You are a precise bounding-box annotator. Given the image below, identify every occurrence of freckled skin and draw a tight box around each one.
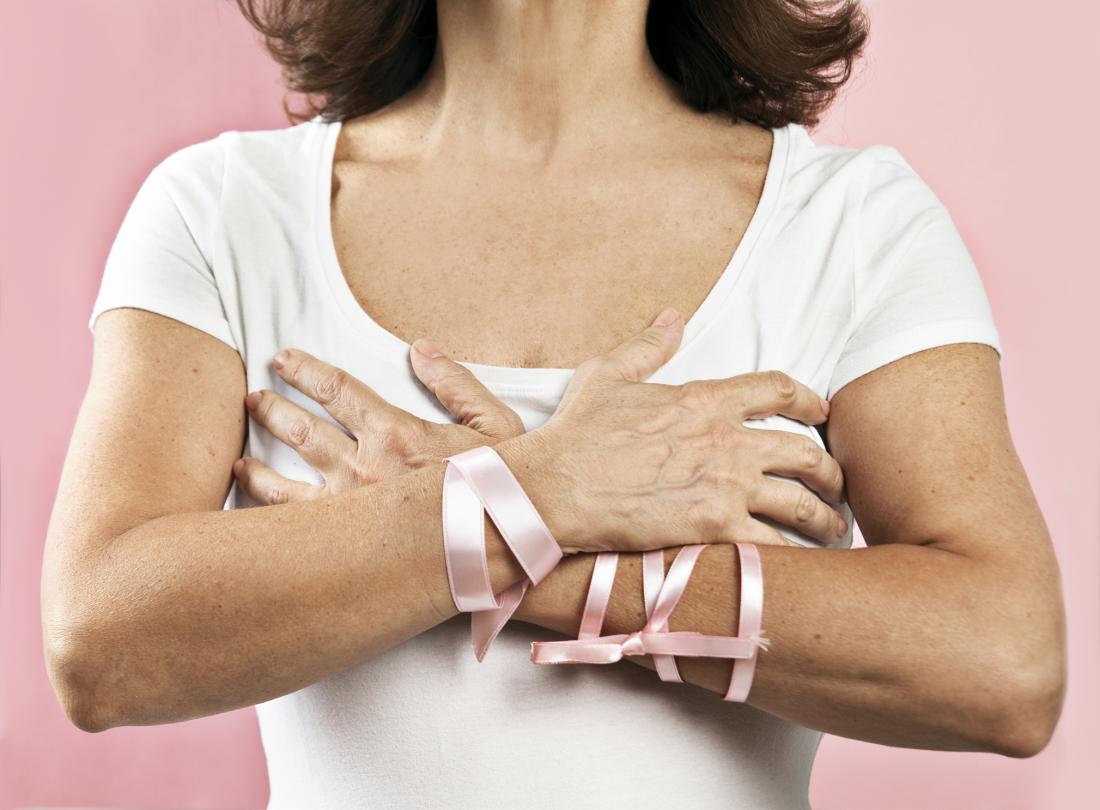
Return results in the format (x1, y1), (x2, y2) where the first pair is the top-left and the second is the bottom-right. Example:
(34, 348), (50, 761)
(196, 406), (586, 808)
(330, 100), (772, 371)
(43, 1), (1064, 760)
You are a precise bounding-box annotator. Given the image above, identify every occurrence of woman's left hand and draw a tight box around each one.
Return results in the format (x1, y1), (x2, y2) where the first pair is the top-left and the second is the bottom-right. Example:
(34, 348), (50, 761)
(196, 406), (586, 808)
(233, 341), (525, 504)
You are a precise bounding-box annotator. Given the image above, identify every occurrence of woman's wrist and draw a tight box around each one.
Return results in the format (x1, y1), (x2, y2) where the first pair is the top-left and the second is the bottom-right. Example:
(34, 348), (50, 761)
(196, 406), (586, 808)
(491, 427), (587, 554)
(514, 552), (593, 627)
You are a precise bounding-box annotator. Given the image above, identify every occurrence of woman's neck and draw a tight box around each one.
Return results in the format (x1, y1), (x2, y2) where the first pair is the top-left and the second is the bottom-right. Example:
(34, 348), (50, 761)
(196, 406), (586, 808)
(399, 0), (689, 165)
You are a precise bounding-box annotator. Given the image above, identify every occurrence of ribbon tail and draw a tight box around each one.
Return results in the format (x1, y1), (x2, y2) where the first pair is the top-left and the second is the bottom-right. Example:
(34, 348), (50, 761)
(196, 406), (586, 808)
(471, 580), (528, 662)
(750, 629), (771, 652)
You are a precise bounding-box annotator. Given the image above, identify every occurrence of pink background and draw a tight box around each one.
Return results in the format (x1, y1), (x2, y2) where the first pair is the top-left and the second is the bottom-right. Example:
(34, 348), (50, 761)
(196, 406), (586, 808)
(2, 2), (1096, 808)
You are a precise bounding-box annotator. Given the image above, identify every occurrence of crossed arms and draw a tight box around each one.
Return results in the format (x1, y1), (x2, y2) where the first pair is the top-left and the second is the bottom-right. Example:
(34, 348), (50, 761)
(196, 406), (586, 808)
(42, 308), (1066, 757)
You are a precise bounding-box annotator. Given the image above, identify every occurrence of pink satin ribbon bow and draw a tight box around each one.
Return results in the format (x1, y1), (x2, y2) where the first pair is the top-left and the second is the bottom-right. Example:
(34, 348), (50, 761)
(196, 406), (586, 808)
(442, 444), (564, 661)
(530, 543), (768, 702)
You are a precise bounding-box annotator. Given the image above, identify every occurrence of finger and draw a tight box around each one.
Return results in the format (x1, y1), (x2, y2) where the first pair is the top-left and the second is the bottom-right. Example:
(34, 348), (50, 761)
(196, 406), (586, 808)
(748, 477), (848, 545)
(232, 457), (324, 505)
(737, 516), (805, 548)
(409, 340), (526, 439)
(246, 388), (356, 470)
(598, 307), (685, 383)
(755, 428), (846, 504)
(273, 348), (394, 433)
(730, 370), (831, 425)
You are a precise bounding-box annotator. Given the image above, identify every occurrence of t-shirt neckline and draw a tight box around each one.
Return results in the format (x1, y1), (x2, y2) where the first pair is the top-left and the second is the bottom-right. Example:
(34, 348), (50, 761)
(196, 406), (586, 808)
(311, 115), (790, 391)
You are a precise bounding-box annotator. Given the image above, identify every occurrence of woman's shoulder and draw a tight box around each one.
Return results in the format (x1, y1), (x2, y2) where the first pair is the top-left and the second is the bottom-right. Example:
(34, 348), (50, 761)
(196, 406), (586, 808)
(150, 117), (327, 198)
(781, 124), (940, 216)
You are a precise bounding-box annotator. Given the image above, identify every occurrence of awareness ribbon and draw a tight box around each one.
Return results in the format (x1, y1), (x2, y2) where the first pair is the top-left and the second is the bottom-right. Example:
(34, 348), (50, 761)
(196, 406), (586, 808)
(442, 444), (564, 661)
(530, 542), (769, 702)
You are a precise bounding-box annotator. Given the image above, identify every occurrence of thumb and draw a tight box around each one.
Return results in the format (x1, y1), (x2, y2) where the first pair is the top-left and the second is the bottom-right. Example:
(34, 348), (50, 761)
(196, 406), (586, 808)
(409, 339), (526, 439)
(600, 307), (685, 382)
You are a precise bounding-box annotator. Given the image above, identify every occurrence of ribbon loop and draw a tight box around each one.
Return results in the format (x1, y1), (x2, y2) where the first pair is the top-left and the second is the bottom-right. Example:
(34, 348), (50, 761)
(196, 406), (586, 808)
(442, 445), (564, 661)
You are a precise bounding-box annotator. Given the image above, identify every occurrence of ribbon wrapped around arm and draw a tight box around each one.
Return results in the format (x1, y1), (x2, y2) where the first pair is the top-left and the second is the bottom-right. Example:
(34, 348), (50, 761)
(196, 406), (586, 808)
(530, 543), (769, 703)
(442, 444), (564, 662)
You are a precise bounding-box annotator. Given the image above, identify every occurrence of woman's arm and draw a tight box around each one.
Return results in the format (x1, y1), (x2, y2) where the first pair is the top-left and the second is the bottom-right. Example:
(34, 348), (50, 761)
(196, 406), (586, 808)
(42, 309), (536, 732)
(517, 343), (1066, 758)
(50, 305), (798, 732)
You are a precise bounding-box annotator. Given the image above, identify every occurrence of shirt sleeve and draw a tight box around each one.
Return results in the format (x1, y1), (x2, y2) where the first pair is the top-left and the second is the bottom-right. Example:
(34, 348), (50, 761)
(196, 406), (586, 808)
(87, 134), (239, 353)
(826, 147), (1002, 399)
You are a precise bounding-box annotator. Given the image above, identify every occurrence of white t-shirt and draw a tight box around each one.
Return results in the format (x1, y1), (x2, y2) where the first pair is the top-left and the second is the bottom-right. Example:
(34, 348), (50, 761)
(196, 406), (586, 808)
(88, 115), (1002, 810)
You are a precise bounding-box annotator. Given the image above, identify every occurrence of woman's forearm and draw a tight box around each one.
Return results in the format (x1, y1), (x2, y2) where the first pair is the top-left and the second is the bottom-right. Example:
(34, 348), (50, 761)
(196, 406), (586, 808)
(517, 542), (1065, 758)
(48, 434), (556, 732)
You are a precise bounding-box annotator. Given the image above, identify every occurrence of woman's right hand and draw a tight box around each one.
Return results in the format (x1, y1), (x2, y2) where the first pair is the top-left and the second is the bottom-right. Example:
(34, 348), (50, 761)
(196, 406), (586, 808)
(521, 307), (847, 555)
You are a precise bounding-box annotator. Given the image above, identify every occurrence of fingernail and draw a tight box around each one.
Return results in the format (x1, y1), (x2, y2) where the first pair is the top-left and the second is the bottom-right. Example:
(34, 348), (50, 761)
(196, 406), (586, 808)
(232, 458), (244, 475)
(245, 391), (262, 410)
(273, 350), (289, 369)
(414, 339), (442, 358)
(652, 307), (680, 327)
(837, 518), (848, 538)
(819, 396), (831, 416)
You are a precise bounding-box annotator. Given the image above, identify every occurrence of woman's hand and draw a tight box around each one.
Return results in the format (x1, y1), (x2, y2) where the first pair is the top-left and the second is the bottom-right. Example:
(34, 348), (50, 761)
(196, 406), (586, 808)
(233, 342), (525, 502)
(234, 308), (846, 554)
(529, 308), (848, 553)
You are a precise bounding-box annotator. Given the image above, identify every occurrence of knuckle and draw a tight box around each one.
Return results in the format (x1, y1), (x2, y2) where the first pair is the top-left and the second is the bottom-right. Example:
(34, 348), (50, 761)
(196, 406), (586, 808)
(443, 392), (482, 426)
(287, 419), (311, 447)
(267, 486), (289, 505)
(768, 370), (797, 401)
(574, 357), (605, 380)
(349, 463), (376, 486)
(315, 367), (349, 404)
(682, 379), (721, 406)
(369, 409), (396, 436)
(713, 464), (743, 489)
(465, 410), (499, 436)
(234, 461), (253, 488)
(741, 474), (764, 504)
(794, 488), (818, 523)
(381, 422), (417, 455)
(696, 500), (732, 540)
(800, 437), (824, 469)
(635, 329), (666, 350)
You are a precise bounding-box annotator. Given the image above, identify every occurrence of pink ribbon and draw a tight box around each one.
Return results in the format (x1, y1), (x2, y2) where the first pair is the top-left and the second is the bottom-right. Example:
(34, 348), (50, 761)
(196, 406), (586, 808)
(442, 445), (564, 661)
(726, 542), (765, 702)
(530, 543), (769, 702)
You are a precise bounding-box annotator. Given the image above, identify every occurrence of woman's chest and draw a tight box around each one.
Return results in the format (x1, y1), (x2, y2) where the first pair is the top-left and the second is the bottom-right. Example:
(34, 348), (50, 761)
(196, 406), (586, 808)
(328, 154), (768, 369)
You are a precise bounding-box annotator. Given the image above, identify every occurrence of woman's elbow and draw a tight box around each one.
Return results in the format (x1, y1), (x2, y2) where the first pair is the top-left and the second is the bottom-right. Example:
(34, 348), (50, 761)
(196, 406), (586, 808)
(969, 617), (1067, 759)
(43, 622), (120, 734)
(988, 649), (1066, 758)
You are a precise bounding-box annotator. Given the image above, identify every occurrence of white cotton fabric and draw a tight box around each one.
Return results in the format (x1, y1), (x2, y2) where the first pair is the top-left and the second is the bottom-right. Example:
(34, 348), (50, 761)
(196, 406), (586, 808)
(88, 115), (1002, 810)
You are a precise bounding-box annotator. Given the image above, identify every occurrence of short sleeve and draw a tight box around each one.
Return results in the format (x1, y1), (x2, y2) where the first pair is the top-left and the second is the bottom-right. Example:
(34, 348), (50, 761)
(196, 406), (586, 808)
(826, 147), (1002, 398)
(87, 134), (239, 353)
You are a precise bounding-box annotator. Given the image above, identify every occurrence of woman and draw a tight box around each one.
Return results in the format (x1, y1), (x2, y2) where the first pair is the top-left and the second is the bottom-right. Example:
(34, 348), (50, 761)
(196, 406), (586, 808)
(43, 1), (1066, 808)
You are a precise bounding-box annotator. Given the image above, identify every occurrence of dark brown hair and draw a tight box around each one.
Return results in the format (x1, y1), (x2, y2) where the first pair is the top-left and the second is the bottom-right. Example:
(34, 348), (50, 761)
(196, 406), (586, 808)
(235, 0), (869, 129)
